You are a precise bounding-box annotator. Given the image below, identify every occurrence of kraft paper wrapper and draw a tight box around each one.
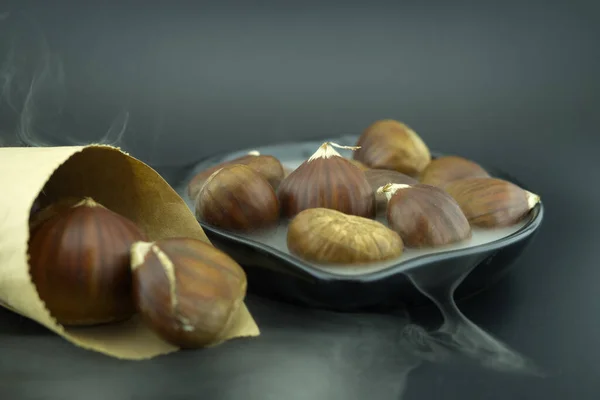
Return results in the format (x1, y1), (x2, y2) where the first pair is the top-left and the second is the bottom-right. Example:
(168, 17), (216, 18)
(0, 145), (260, 360)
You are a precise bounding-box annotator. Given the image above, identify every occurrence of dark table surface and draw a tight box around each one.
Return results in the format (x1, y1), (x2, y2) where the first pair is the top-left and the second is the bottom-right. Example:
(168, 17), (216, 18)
(1, 1), (600, 399)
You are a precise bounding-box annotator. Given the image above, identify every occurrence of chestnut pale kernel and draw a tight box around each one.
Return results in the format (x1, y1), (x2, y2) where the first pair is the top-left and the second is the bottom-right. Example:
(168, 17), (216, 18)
(277, 142), (376, 218)
(187, 150), (285, 200)
(28, 197), (146, 326)
(130, 237), (247, 348)
(287, 208), (403, 264)
(354, 119), (431, 177)
(419, 156), (490, 188)
(443, 178), (541, 228)
(378, 183), (471, 248)
(364, 169), (418, 215)
(196, 164), (280, 232)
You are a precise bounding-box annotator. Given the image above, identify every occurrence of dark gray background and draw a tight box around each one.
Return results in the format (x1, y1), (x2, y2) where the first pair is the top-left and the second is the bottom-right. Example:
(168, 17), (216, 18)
(1, 1), (599, 399)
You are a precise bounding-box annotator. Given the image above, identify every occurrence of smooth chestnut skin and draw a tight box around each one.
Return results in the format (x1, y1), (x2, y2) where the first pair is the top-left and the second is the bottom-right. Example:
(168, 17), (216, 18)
(28, 198), (146, 326)
(354, 119), (431, 177)
(383, 184), (471, 248)
(187, 153), (285, 200)
(196, 164), (280, 232)
(277, 144), (376, 218)
(287, 208), (403, 264)
(131, 238), (247, 348)
(444, 177), (540, 228)
(419, 156), (490, 188)
(364, 169), (418, 215)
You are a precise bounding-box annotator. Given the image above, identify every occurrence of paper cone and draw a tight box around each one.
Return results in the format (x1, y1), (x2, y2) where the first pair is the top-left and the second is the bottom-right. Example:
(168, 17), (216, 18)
(0, 145), (260, 360)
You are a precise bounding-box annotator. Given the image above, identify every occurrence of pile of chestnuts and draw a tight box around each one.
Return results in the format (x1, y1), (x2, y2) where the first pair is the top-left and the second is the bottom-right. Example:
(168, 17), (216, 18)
(188, 118), (541, 266)
(27, 197), (248, 349)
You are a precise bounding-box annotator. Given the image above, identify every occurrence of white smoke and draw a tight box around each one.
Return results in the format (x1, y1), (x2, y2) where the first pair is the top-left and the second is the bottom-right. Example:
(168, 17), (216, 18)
(0, 10), (129, 149)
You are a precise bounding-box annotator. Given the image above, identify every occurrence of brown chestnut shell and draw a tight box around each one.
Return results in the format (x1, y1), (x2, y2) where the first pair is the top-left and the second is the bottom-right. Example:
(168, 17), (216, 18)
(28, 198), (146, 326)
(419, 156), (490, 188)
(364, 169), (418, 215)
(443, 178), (540, 228)
(277, 143), (375, 219)
(354, 119), (431, 177)
(381, 183), (471, 248)
(187, 153), (284, 200)
(287, 208), (403, 264)
(196, 164), (280, 232)
(131, 238), (247, 348)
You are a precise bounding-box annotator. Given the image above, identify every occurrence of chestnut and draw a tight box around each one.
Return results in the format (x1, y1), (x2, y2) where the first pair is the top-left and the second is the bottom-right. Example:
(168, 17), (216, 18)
(353, 119), (431, 177)
(130, 237), (247, 348)
(187, 151), (285, 200)
(443, 177), (541, 228)
(28, 197), (146, 326)
(195, 164), (280, 232)
(419, 155), (490, 188)
(363, 169), (418, 215)
(277, 142), (376, 218)
(287, 208), (403, 264)
(378, 183), (471, 248)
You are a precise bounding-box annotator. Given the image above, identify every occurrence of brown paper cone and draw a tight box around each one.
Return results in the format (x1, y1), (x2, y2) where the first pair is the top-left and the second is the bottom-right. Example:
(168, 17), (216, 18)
(0, 145), (260, 360)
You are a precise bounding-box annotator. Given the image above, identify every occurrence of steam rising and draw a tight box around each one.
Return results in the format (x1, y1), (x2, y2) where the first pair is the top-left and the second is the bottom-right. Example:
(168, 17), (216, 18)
(0, 11), (129, 149)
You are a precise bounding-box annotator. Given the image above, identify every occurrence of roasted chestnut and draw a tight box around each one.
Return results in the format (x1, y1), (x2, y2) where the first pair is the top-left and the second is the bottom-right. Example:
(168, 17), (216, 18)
(354, 119), (431, 177)
(131, 237), (248, 348)
(287, 208), (403, 264)
(28, 198), (146, 326)
(378, 183), (471, 248)
(443, 178), (541, 228)
(419, 155), (489, 188)
(277, 142), (376, 218)
(195, 164), (280, 232)
(187, 151), (285, 200)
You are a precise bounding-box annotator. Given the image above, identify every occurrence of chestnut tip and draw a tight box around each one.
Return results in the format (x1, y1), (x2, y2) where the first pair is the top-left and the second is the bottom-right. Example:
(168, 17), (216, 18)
(526, 191), (541, 209)
(246, 150), (260, 156)
(307, 142), (362, 162)
(376, 183), (413, 201)
(74, 197), (104, 208)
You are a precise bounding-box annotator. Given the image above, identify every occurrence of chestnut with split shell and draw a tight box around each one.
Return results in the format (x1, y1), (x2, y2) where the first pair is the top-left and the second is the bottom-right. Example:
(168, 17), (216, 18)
(277, 142), (376, 218)
(195, 164), (280, 233)
(28, 197), (146, 326)
(187, 150), (285, 200)
(377, 183), (472, 248)
(419, 155), (490, 188)
(287, 208), (403, 264)
(131, 237), (247, 349)
(443, 177), (541, 228)
(364, 169), (418, 215)
(354, 119), (431, 177)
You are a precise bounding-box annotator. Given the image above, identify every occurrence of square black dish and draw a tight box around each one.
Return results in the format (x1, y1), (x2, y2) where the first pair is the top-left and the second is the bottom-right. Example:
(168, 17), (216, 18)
(176, 135), (544, 312)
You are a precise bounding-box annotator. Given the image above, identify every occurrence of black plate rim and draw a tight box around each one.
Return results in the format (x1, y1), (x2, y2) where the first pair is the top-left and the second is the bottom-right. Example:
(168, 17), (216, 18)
(183, 138), (545, 283)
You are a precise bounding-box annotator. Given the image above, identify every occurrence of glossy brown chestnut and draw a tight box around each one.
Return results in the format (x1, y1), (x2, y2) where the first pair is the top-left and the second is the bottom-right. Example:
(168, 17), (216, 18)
(419, 156), (490, 188)
(354, 119), (431, 177)
(196, 164), (280, 232)
(287, 208), (403, 264)
(277, 142), (376, 218)
(187, 151), (285, 200)
(28, 198), (146, 326)
(364, 169), (418, 215)
(131, 237), (247, 348)
(378, 183), (471, 248)
(443, 178), (541, 228)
